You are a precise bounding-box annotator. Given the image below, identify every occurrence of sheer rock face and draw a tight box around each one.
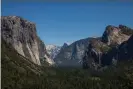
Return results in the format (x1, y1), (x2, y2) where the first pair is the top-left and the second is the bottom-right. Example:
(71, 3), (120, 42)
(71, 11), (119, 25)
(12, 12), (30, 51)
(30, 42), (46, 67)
(117, 35), (133, 60)
(102, 25), (130, 45)
(1, 16), (54, 65)
(83, 25), (133, 69)
(54, 38), (94, 67)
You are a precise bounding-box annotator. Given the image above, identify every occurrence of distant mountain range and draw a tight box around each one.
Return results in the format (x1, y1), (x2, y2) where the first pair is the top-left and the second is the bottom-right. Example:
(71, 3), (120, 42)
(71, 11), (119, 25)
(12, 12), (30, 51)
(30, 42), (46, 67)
(46, 43), (70, 59)
(54, 37), (96, 67)
(46, 45), (61, 59)
(54, 25), (133, 68)
(2, 16), (133, 69)
(83, 25), (133, 70)
(1, 16), (133, 89)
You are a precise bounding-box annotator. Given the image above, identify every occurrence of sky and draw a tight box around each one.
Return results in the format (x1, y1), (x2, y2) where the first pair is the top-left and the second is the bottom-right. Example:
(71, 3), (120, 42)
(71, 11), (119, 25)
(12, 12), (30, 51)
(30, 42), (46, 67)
(2, 1), (133, 46)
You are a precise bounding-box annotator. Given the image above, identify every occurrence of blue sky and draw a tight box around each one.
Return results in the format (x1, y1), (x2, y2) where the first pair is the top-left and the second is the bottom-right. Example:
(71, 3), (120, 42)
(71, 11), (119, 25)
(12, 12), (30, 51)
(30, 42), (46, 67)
(2, 1), (133, 46)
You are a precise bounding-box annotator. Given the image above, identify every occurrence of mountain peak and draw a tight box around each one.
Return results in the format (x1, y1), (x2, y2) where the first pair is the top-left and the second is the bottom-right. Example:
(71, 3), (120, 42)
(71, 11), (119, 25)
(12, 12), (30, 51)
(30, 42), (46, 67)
(102, 25), (131, 45)
(63, 43), (68, 47)
(46, 44), (57, 50)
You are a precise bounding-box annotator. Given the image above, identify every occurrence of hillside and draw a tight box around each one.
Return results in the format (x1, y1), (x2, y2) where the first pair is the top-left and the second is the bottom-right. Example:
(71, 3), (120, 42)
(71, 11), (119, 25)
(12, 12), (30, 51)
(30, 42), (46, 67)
(1, 16), (133, 89)
(1, 39), (41, 89)
(2, 39), (133, 89)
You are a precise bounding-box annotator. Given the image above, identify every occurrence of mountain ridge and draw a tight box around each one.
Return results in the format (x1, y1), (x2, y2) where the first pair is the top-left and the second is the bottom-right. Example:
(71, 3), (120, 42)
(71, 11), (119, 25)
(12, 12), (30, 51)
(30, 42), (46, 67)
(1, 16), (133, 89)
(54, 37), (98, 67)
(83, 25), (133, 69)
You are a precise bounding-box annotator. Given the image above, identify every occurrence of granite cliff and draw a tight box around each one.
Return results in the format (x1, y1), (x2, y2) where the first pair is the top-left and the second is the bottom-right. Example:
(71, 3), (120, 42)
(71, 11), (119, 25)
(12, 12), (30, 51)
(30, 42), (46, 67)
(54, 37), (95, 67)
(1, 16), (54, 65)
(83, 25), (133, 69)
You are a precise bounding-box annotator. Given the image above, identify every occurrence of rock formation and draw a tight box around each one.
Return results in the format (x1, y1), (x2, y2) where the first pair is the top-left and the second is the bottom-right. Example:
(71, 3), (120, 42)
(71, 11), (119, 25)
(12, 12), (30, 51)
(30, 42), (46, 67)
(1, 16), (54, 65)
(54, 37), (95, 67)
(83, 25), (133, 69)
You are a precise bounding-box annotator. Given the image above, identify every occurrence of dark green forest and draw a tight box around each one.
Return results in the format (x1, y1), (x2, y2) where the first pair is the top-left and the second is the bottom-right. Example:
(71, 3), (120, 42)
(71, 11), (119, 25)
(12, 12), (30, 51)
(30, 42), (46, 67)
(2, 40), (133, 89)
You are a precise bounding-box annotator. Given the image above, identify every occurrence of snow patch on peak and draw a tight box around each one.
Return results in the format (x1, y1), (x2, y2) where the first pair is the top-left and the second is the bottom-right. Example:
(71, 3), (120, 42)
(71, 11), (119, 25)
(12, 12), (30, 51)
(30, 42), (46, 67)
(63, 41), (73, 46)
(46, 45), (61, 59)
(46, 44), (57, 49)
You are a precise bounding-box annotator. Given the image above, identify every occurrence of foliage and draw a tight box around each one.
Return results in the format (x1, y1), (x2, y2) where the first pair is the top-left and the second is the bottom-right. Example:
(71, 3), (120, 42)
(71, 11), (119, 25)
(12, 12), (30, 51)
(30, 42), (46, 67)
(1, 40), (133, 89)
(100, 45), (111, 52)
(96, 44), (111, 53)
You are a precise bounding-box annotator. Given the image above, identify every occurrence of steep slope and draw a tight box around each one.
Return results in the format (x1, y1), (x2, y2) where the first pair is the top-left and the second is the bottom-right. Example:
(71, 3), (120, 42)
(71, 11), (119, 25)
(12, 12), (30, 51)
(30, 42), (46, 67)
(54, 37), (95, 67)
(1, 39), (59, 89)
(1, 16), (54, 65)
(2, 21), (133, 89)
(2, 38), (133, 89)
(83, 25), (133, 69)
(1, 39), (41, 89)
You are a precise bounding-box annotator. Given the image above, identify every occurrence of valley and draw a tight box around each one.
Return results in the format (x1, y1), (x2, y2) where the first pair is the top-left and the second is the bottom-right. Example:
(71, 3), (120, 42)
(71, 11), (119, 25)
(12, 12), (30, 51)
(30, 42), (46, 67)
(1, 16), (133, 89)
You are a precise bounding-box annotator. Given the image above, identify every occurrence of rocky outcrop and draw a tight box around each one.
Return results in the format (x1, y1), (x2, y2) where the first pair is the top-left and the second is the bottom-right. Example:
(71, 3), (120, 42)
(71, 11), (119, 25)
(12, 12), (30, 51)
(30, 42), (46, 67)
(102, 25), (130, 45)
(61, 43), (68, 49)
(1, 16), (54, 65)
(83, 25), (133, 69)
(54, 37), (95, 67)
